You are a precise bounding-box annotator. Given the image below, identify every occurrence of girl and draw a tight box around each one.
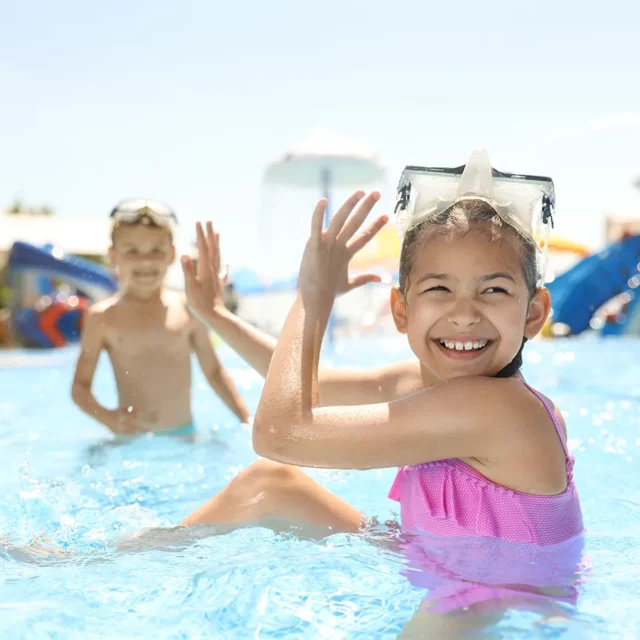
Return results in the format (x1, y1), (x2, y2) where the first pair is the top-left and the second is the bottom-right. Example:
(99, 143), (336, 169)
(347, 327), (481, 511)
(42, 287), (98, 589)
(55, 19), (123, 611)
(179, 150), (584, 547)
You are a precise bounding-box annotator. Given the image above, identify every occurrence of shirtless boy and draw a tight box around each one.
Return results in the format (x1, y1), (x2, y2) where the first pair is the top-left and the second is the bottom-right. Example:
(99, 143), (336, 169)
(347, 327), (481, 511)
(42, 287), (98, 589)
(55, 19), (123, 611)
(71, 200), (251, 436)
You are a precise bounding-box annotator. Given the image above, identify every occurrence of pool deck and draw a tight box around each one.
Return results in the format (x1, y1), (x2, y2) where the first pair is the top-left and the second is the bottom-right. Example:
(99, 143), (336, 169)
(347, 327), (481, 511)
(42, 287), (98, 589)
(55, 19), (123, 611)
(0, 348), (78, 368)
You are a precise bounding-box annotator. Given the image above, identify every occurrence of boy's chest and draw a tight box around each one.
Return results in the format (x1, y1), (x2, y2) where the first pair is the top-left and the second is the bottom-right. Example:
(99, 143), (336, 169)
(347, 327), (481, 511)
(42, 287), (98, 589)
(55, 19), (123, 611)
(105, 304), (192, 355)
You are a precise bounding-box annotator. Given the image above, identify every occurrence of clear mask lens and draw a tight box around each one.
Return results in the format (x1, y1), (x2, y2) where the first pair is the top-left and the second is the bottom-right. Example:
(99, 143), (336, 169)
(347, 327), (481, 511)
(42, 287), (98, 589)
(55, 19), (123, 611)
(395, 150), (555, 285)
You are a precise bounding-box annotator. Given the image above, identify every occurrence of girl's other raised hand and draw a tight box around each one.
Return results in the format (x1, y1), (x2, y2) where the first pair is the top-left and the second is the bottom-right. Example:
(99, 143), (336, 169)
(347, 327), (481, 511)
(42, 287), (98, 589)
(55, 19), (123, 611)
(181, 222), (229, 320)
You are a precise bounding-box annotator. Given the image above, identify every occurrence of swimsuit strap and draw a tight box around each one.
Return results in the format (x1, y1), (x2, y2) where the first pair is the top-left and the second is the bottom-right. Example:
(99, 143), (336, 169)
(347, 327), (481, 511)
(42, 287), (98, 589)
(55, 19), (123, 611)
(519, 379), (570, 458)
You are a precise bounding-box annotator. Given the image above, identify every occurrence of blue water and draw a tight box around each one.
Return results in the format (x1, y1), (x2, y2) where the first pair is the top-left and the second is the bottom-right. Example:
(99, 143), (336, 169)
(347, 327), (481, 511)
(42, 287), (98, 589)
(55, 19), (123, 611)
(0, 336), (639, 639)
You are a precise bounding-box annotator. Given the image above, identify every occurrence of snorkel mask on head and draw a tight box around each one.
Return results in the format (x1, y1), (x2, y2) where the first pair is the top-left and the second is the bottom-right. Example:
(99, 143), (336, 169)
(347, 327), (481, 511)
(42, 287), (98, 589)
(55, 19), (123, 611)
(394, 150), (555, 284)
(110, 199), (178, 227)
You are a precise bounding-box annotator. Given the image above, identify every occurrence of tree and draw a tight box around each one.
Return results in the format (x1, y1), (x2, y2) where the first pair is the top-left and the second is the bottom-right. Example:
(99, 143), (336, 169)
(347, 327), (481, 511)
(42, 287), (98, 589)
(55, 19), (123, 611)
(6, 198), (54, 216)
(8, 198), (23, 215)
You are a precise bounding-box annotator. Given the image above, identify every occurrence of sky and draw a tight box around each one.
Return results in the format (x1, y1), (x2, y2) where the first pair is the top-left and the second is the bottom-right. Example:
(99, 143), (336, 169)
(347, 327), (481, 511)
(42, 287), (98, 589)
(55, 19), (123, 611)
(1, 0), (639, 274)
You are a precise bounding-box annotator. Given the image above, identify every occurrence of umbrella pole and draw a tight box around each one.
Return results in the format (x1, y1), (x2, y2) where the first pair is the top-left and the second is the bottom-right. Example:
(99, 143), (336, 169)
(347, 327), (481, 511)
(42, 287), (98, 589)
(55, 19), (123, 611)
(321, 168), (335, 348)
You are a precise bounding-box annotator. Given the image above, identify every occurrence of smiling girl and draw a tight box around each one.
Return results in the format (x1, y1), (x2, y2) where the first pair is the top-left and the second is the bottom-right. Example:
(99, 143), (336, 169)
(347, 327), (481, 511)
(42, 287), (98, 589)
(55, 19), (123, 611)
(181, 151), (583, 548)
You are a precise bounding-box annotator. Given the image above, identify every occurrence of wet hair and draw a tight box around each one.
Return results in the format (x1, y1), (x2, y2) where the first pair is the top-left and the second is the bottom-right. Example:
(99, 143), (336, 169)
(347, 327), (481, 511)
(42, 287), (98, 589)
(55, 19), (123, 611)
(398, 199), (539, 377)
(110, 214), (174, 246)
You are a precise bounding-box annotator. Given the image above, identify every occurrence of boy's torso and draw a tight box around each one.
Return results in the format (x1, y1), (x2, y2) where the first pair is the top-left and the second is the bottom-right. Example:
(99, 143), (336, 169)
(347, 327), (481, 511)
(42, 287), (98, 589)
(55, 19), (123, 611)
(100, 290), (195, 431)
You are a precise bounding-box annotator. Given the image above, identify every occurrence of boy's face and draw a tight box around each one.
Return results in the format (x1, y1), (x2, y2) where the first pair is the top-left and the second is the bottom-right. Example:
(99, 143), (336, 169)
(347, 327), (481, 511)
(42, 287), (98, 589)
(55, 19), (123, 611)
(109, 224), (175, 295)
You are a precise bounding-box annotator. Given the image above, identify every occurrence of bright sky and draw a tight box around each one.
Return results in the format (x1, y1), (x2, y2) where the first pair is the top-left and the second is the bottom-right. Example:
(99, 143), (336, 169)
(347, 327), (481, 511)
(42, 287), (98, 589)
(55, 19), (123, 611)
(1, 0), (639, 274)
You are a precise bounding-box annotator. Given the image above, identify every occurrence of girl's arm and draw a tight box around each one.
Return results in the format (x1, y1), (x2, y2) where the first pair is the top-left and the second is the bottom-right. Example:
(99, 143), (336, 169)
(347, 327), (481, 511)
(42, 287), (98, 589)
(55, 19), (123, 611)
(251, 192), (531, 470)
(182, 222), (424, 406)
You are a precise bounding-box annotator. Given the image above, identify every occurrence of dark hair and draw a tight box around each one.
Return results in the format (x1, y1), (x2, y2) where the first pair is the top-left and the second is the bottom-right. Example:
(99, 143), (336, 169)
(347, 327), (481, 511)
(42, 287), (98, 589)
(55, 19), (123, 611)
(110, 214), (174, 246)
(398, 199), (539, 377)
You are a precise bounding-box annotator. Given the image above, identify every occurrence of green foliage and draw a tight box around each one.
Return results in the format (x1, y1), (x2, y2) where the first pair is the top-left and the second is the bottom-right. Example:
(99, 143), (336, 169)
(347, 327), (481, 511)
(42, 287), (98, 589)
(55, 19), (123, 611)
(6, 197), (54, 216)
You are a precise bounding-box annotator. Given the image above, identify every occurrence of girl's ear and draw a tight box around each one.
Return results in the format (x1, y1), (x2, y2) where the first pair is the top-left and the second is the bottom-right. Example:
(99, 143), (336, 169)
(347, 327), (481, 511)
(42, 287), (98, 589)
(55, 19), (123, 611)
(524, 287), (551, 339)
(390, 287), (409, 334)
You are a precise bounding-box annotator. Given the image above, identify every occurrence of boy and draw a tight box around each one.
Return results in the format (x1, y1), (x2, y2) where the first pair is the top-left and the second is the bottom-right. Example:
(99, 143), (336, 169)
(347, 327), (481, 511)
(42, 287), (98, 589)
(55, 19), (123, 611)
(71, 200), (251, 435)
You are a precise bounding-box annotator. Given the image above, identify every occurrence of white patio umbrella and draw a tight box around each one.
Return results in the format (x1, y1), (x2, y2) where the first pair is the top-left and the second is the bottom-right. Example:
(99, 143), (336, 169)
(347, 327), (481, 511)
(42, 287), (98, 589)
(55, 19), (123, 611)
(264, 129), (386, 226)
(263, 130), (386, 344)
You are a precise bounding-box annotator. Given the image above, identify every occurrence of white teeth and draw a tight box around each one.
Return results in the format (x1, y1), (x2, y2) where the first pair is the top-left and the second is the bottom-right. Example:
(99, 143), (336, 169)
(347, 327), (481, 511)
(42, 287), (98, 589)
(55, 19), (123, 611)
(439, 340), (488, 351)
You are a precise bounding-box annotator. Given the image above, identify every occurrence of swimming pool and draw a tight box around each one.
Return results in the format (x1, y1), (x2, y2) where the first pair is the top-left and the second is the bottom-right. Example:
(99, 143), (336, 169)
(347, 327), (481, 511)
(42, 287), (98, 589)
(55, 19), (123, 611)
(0, 335), (638, 638)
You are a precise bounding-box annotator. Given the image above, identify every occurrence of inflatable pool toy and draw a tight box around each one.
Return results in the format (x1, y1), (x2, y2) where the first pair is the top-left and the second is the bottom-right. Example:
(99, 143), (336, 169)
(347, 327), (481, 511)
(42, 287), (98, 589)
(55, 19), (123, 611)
(14, 296), (91, 348)
(6, 241), (117, 348)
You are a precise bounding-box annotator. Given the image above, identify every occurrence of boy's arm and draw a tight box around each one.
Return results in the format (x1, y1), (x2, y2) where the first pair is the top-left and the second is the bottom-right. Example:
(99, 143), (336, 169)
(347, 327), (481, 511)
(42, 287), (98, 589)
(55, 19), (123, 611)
(71, 308), (111, 424)
(190, 318), (252, 423)
(71, 308), (140, 435)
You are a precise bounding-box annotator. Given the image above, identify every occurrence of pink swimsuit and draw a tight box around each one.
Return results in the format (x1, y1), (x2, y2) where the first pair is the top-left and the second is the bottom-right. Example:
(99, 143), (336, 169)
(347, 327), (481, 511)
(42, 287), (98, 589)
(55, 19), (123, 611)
(388, 380), (584, 546)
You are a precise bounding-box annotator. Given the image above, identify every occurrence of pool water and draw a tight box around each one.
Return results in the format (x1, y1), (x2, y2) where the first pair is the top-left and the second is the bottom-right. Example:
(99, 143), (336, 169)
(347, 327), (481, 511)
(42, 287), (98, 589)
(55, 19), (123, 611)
(0, 335), (639, 639)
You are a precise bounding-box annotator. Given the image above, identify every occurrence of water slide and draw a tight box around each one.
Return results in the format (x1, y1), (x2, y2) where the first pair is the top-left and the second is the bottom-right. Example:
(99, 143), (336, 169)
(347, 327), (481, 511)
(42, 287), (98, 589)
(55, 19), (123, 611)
(547, 235), (640, 336)
(7, 241), (117, 348)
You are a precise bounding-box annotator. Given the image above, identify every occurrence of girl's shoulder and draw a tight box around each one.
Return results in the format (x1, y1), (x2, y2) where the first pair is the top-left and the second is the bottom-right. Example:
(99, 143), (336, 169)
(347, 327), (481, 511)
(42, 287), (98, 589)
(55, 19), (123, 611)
(497, 377), (568, 443)
(441, 376), (562, 434)
(528, 386), (568, 441)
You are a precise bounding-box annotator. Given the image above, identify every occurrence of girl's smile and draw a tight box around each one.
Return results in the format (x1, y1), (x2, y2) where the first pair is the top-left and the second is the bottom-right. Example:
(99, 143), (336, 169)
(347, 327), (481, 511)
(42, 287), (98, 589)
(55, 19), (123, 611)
(434, 336), (493, 360)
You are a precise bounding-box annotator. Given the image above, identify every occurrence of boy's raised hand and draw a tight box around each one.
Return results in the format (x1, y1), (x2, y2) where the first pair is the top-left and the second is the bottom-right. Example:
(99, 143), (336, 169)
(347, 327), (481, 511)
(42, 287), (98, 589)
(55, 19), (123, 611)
(182, 222), (229, 320)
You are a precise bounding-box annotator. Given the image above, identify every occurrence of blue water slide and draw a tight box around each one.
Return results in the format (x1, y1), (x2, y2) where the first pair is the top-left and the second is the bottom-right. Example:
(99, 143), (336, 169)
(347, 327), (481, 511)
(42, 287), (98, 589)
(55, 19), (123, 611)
(8, 241), (117, 300)
(547, 235), (640, 335)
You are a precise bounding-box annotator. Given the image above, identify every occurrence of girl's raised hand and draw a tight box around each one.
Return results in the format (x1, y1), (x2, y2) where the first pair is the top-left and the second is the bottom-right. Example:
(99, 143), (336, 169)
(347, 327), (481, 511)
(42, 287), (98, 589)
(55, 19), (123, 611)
(297, 191), (388, 303)
(181, 222), (229, 320)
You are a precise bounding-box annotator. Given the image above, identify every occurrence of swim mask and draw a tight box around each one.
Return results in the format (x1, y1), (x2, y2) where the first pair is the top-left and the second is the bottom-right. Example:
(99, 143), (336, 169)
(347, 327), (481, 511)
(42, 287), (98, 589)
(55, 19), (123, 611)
(110, 199), (178, 227)
(394, 151), (554, 278)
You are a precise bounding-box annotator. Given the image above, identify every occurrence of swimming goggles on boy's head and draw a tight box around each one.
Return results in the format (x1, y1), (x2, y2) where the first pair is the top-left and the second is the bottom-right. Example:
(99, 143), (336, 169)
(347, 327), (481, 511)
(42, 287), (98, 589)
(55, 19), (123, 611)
(394, 150), (555, 248)
(109, 199), (178, 226)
